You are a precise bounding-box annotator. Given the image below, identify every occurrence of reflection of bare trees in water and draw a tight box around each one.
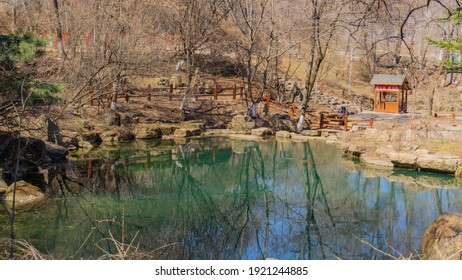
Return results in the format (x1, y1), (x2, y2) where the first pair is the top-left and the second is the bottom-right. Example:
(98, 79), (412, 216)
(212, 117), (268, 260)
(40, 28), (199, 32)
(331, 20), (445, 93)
(5, 138), (462, 259)
(169, 140), (339, 260)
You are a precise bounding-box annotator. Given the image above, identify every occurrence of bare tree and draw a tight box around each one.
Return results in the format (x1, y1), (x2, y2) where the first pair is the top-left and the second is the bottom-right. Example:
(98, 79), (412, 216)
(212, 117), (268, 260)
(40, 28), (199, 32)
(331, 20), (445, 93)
(164, 0), (229, 110)
(52, 0), (66, 59)
(297, 0), (345, 132)
(226, 0), (302, 118)
(58, 0), (166, 111)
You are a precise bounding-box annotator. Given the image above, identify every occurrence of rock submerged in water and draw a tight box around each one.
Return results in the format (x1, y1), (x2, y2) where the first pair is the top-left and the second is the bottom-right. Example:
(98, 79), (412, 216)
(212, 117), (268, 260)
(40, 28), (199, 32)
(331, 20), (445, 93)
(422, 213), (462, 260)
(0, 178), (7, 193)
(2, 180), (46, 210)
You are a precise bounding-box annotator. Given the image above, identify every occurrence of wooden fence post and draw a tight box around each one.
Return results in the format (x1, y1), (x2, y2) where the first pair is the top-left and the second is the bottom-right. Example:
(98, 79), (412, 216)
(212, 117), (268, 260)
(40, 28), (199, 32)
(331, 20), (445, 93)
(233, 84), (237, 100)
(87, 160), (93, 179)
(344, 115), (349, 131)
(369, 117), (373, 128)
(213, 85), (218, 101)
(240, 82), (244, 98)
(320, 113), (324, 129)
(147, 85), (151, 101)
(290, 103), (295, 120)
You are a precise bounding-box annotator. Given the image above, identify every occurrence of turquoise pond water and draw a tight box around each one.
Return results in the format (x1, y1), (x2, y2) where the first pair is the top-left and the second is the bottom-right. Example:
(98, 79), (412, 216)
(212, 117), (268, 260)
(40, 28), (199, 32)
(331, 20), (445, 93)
(1, 137), (462, 259)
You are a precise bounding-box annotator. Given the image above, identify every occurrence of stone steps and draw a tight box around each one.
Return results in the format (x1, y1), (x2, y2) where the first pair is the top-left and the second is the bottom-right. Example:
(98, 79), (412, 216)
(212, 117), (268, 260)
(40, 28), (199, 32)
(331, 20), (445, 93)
(312, 91), (371, 114)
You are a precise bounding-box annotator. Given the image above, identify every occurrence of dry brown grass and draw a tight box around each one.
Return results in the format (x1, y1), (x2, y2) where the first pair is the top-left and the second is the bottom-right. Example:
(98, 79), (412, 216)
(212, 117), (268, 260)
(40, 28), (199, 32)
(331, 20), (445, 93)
(420, 140), (462, 157)
(0, 238), (52, 260)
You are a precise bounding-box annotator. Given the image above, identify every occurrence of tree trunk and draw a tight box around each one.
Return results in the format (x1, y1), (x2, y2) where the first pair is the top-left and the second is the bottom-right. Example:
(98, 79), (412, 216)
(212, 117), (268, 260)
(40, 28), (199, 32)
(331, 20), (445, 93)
(427, 74), (440, 116)
(11, 1), (17, 33)
(53, 0), (66, 58)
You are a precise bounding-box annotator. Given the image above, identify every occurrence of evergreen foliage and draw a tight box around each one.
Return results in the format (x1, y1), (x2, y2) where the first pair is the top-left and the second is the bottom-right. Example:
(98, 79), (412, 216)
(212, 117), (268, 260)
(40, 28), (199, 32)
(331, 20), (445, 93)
(429, 8), (462, 72)
(0, 32), (62, 105)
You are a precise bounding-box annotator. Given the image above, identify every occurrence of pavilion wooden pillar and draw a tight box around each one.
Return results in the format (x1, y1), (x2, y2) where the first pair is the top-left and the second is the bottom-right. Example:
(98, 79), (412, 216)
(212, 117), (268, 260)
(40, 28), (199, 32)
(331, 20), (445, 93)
(373, 88), (376, 111)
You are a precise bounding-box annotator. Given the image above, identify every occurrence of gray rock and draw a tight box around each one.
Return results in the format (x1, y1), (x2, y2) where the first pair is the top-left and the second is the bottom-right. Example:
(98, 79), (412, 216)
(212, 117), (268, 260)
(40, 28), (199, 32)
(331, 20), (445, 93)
(415, 149), (429, 156)
(364, 128), (390, 141)
(416, 154), (462, 173)
(181, 122), (205, 131)
(61, 130), (79, 147)
(134, 125), (163, 139)
(375, 145), (395, 156)
(77, 133), (102, 149)
(44, 142), (68, 162)
(275, 131), (291, 138)
(103, 111), (121, 126)
(251, 128), (273, 137)
(360, 154), (393, 169)
(101, 130), (135, 142)
(231, 115), (255, 134)
(456, 165), (462, 178)
(388, 152), (418, 169)
(173, 128), (202, 138)
(290, 133), (312, 141)
(157, 124), (179, 136)
(0, 177), (7, 193)
(203, 129), (237, 136)
(345, 144), (368, 157)
(422, 213), (462, 260)
(2, 180), (46, 209)
(302, 130), (321, 137)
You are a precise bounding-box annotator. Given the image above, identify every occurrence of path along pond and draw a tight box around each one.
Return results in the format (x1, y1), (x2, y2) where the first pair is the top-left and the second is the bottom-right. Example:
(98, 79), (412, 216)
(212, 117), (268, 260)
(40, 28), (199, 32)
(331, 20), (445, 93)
(1, 137), (462, 259)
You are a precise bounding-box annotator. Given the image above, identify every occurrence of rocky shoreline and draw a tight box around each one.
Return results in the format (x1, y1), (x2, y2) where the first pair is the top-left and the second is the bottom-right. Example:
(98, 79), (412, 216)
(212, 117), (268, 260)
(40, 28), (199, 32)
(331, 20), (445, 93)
(343, 127), (462, 176)
(2, 114), (461, 192)
(1, 114), (462, 260)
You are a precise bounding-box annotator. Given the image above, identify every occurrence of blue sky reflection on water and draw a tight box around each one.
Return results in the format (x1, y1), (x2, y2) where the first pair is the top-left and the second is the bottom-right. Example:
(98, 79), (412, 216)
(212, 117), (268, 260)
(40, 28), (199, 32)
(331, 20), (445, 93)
(1, 138), (462, 260)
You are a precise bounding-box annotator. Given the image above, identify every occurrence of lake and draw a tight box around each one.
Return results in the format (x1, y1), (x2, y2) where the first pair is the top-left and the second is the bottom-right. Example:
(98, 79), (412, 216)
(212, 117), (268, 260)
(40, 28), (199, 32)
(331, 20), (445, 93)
(1, 137), (462, 259)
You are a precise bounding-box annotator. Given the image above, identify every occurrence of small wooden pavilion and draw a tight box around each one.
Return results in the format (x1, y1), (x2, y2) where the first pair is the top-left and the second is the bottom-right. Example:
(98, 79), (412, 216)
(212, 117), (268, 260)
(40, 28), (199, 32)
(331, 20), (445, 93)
(370, 74), (411, 113)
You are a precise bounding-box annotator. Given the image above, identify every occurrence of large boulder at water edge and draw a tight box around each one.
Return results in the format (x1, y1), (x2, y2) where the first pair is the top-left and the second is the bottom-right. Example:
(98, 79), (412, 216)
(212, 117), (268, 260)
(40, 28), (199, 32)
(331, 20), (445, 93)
(231, 115), (255, 134)
(173, 128), (201, 138)
(422, 213), (462, 260)
(416, 154), (462, 173)
(76, 133), (102, 149)
(275, 131), (291, 139)
(134, 124), (163, 139)
(44, 142), (68, 162)
(2, 180), (46, 209)
(0, 175), (7, 193)
(456, 165), (462, 178)
(102, 111), (121, 126)
(101, 129), (135, 142)
(251, 128), (273, 137)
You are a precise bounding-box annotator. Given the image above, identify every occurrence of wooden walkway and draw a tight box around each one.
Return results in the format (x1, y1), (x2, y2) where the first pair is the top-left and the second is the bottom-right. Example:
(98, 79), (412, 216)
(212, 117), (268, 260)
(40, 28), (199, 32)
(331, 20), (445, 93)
(81, 82), (374, 131)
